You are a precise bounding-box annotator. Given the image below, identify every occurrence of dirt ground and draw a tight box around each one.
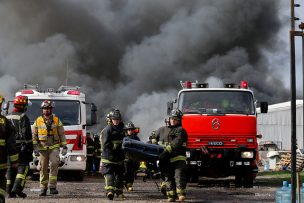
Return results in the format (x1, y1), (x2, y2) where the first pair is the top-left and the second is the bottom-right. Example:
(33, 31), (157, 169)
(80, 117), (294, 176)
(5, 174), (278, 203)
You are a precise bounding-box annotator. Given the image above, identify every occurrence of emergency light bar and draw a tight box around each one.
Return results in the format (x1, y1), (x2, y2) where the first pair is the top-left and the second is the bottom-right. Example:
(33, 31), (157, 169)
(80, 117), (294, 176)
(180, 81), (209, 89)
(224, 83), (237, 88)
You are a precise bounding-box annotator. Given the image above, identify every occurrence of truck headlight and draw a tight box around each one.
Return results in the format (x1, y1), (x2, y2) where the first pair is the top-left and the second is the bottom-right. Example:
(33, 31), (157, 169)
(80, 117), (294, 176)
(70, 155), (85, 162)
(241, 151), (254, 159)
(186, 151), (191, 158)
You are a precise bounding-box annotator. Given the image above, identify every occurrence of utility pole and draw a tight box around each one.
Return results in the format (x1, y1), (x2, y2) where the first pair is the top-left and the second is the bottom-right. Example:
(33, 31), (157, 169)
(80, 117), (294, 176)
(290, 1), (302, 202)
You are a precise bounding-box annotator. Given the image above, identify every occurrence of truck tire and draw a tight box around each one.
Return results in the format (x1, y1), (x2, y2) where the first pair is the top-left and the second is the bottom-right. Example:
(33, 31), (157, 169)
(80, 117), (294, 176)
(74, 171), (84, 181)
(235, 175), (243, 188)
(243, 173), (254, 188)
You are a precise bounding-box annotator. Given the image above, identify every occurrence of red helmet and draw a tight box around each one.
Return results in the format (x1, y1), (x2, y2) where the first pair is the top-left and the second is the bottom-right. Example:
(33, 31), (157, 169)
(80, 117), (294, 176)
(14, 95), (28, 106)
(41, 100), (54, 109)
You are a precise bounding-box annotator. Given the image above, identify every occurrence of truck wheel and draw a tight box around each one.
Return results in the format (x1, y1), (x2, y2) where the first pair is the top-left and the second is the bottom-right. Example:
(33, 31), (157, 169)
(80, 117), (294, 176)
(235, 175), (243, 188)
(75, 171), (84, 181)
(243, 174), (254, 188)
(190, 174), (199, 183)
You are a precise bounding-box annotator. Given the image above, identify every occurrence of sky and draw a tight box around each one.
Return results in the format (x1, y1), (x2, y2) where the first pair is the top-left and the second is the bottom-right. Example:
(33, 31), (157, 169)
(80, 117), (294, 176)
(0, 0), (303, 140)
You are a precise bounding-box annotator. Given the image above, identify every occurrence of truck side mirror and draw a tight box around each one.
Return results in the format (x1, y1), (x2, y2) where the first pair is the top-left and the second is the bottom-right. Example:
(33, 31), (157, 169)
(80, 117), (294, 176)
(2, 102), (9, 116)
(90, 103), (97, 125)
(260, 102), (268, 113)
(167, 101), (173, 115)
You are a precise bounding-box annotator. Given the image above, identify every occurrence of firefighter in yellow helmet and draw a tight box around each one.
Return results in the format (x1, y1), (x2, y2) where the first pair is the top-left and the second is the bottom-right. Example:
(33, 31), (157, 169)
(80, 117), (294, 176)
(32, 100), (67, 196)
(0, 95), (19, 203)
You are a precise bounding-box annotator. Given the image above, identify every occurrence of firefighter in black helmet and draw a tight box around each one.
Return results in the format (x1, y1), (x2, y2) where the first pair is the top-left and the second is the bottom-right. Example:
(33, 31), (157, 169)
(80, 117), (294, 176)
(123, 121), (140, 192)
(158, 109), (188, 202)
(0, 95), (18, 203)
(85, 132), (94, 176)
(101, 109), (125, 200)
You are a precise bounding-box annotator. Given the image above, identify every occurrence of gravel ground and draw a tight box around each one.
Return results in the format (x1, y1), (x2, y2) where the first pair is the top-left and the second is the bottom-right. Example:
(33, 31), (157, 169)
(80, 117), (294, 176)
(5, 174), (277, 203)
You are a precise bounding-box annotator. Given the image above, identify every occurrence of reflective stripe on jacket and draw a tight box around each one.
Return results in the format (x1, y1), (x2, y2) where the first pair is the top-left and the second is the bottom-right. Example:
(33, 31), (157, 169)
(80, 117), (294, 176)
(32, 115), (66, 150)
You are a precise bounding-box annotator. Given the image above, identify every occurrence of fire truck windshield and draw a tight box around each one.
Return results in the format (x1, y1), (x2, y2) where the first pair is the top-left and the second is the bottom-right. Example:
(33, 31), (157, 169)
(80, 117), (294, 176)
(26, 100), (81, 125)
(178, 90), (255, 115)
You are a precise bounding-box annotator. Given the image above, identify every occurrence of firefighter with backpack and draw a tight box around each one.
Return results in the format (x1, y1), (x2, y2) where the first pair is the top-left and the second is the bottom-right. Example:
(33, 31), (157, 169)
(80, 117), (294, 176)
(6, 95), (33, 198)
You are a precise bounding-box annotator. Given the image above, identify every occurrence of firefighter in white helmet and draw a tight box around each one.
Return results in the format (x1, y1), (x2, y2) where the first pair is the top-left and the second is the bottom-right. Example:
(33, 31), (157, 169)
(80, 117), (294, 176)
(32, 100), (67, 196)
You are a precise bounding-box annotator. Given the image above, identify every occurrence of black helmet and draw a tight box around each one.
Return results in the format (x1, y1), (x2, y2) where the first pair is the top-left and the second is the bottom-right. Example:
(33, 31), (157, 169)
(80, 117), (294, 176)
(170, 108), (183, 121)
(124, 121), (135, 130)
(110, 109), (121, 120)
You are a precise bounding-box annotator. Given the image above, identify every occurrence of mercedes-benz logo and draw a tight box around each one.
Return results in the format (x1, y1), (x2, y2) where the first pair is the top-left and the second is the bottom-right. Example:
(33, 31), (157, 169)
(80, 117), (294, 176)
(212, 118), (220, 130)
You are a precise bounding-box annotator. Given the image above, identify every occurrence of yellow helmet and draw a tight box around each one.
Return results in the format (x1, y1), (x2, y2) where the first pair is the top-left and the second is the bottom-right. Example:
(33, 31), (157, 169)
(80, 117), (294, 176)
(0, 95), (4, 104)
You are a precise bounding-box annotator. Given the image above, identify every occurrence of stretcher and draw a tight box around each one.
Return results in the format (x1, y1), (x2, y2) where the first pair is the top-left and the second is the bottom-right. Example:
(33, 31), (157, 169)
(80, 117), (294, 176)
(122, 137), (164, 161)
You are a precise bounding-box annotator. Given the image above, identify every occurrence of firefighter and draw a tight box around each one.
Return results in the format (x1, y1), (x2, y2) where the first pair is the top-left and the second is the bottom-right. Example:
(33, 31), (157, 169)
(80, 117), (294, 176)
(6, 95), (33, 198)
(85, 132), (94, 176)
(158, 109), (188, 202)
(32, 100), (67, 196)
(146, 131), (159, 179)
(101, 109), (125, 200)
(123, 121), (140, 192)
(0, 95), (19, 203)
(93, 134), (101, 175)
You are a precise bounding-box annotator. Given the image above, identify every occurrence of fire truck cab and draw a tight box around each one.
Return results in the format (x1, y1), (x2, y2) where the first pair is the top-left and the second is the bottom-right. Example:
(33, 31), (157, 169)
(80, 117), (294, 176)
(13, 84), (97, 180)
(167, 80), (268, 187)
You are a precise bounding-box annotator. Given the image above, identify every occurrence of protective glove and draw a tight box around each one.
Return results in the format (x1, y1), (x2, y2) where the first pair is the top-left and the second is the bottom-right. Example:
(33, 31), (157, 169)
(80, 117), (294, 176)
(159, 149), (169, 160)
(113, 142), (122, 150)
(151, 138), (157, 144)
(61, 146), (68, 156)
(34, 149), (40, 157)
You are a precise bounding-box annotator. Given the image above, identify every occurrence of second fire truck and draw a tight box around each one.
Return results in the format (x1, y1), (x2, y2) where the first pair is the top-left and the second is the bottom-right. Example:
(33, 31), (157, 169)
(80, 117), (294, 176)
(167, 80), (268, 187)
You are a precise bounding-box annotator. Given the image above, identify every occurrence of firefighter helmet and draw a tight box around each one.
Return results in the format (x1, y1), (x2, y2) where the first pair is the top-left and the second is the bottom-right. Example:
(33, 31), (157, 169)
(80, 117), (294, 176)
(110, 109), (121, 120)
(124, 121), (135, 130)
(170, 108), (183, 121)
(0, 94), (4, 104)
(14, 95), (28, 106)
(41, 100), (54, 109)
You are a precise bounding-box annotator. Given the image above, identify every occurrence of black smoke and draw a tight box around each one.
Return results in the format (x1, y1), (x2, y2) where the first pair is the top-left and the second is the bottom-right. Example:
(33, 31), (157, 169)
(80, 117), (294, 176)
(0, 0), (290, 139)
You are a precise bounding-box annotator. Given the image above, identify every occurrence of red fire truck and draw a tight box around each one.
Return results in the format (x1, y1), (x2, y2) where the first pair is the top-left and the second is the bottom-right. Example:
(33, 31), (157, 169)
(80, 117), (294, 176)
(167, 80), (268, 187)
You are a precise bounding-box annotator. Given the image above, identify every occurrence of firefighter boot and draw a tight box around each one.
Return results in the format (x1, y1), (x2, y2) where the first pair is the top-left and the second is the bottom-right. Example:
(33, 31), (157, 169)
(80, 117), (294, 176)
(6, 183), (16, 198)
(106, 191), (114, 200)
(178, 195), (186, 202)
(12, 188), (27, 198)
(160, 182), (167, 196)
(49, 188), (59, 194)
(39, 189), (47, 196)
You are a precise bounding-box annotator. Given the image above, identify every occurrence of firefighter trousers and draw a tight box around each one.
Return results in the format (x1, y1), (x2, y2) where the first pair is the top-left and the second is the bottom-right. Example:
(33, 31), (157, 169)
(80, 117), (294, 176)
(102, 163), (124, 195)
(6, 162), (29, 194)
(86, 156), (94, 173)
(163, 160), (187, 198)
(0, 169), (6, 203)
(39, 148), (60, 189)
(93, 157), (101, 173)
(124, 160), (139, 187)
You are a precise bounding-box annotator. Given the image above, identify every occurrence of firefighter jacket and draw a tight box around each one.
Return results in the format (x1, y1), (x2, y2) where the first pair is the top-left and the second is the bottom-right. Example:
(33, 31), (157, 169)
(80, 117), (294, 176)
(94, 137), (101, 159)
(0, 115), (18, 170)
(6, 112), (33, 163)
(157, 124), (188, 163)
(101, 122), (125, 164)
(32, 115), (67, 151)
(86, 136), (94, 157)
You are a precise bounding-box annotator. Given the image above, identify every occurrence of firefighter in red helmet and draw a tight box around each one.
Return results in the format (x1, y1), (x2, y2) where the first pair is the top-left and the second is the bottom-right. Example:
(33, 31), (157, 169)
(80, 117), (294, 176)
(6, 95), (33, 198)
(32, 100), (67, 196)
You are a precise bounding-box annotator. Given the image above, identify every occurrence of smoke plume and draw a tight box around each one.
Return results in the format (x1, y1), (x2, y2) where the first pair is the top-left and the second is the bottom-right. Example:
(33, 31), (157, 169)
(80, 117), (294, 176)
(0, 0), (291, 140)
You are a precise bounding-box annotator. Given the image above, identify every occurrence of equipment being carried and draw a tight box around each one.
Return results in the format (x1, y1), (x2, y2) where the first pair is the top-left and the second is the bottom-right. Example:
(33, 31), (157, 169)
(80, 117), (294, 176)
(122, 137), (164, 161)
